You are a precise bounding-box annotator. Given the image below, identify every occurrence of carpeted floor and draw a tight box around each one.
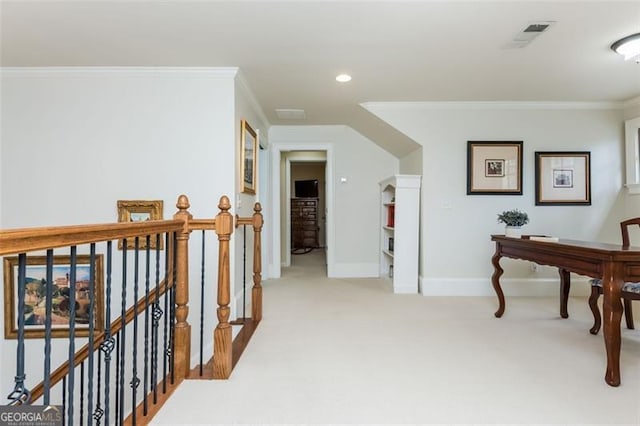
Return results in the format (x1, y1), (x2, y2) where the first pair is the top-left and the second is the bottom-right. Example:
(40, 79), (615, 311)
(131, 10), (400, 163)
(152, 250), (640, 425)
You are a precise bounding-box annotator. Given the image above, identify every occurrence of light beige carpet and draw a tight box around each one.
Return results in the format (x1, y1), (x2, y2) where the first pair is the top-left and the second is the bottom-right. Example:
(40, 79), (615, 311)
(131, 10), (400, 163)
(153, 250), (640, 425)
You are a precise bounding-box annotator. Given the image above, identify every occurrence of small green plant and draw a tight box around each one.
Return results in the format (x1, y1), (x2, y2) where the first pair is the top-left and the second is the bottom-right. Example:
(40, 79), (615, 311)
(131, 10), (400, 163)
(497, 209), (529, 227)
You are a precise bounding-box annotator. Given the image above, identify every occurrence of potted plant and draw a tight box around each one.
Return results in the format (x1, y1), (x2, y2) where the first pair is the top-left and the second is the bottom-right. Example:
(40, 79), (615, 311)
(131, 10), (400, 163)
(497, 209), (529, 238)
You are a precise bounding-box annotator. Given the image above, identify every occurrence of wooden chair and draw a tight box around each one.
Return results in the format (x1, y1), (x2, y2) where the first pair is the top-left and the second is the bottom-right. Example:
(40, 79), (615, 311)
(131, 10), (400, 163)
(588, 217), (640, 335)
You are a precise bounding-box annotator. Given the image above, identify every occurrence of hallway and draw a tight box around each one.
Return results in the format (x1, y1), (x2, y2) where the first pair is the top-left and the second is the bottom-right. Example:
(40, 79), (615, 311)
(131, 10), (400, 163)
(153, 252), (640, 424)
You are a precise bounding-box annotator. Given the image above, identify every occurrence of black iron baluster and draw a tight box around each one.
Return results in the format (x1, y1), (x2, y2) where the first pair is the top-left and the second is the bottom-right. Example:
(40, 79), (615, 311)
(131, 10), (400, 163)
(80, 361), (85, 426)
(131, 237), (141, 426)
(101, 241), (114, 426)
(162, 233), (170, 393)
(115, 332), (120, 425)
(67, 247), (78, 425)
(169, 232), (177, 385)
(87, 244), (96, 426)
(62, 377), (66, 426)
(93, 349), (103, 425)
(119, 241), (127, 426)
(7, 253), (30, 405)
(43, 249), (54, 405)
(199, 230), (205, 377)
(152, 234), (162, 404)
(143, 235), (151, 415)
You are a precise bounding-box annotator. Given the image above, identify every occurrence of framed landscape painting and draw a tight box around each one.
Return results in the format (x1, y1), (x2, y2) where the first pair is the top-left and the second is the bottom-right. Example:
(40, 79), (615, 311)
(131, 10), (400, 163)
(241, 119), (258, 194)
(3, 255), (104, 339)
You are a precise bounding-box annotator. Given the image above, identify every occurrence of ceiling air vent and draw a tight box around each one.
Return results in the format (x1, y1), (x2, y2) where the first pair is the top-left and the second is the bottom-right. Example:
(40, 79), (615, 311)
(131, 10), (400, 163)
(505, 21), (555, 49)
(275, 109), (306, 120)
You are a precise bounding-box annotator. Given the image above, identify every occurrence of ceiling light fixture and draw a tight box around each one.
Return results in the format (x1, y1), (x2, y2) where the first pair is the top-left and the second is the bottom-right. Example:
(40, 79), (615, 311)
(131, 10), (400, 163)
(611, 33), (640, 62)
(335, 74), (352, 83)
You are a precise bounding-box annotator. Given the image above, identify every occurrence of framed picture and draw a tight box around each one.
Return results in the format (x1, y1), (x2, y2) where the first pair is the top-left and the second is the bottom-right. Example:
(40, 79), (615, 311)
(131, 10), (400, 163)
(3, 255), (104, 339)
(117, 200), (164, 249)
(467, 141), (523, 195)
(241, 119), (258, 194)
(535, 151), (591, 205)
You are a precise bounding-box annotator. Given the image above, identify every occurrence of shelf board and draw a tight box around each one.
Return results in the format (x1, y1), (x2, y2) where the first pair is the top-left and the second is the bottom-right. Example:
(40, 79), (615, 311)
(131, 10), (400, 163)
(382, 249), (394, 258)
(383, 203), (395, 206)
(382, 226), (394, 231)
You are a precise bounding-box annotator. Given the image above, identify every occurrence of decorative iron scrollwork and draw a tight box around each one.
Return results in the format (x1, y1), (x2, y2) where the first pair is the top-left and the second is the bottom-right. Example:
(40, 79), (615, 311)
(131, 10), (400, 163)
(130, 376), (141, 389)
(152, 304), (164, 324)
(7, 375), (31, 405)
(93, 407), (104, 421)
(100, 336), (116, 361)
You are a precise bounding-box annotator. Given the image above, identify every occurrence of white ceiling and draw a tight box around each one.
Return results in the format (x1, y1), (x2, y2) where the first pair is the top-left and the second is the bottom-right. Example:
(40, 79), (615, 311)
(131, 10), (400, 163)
(2, 0), (639, 156)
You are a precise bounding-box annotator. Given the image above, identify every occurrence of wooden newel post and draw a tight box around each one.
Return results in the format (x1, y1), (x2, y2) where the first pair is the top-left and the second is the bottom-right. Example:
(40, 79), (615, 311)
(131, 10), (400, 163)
(213, 195), (234, 379)
(251, 202), (264, 322)
(173, 194), (193, 380)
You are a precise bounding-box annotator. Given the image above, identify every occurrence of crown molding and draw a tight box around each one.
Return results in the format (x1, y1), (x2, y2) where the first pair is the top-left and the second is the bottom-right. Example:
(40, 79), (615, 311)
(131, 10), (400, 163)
(361, 101), (624, 111)
(0, 66), (239, 78)
(623, 95), (640, 108)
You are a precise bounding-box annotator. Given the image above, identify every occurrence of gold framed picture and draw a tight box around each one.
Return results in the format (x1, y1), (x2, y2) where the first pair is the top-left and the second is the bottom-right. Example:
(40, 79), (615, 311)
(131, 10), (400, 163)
(241, 119), (258, 194)
(3, 255), (104, 339)
(117, 200), (164, 249)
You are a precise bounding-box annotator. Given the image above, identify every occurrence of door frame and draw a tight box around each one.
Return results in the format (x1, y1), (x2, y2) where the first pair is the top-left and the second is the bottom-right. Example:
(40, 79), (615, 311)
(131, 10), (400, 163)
(269, 142), (335, 278)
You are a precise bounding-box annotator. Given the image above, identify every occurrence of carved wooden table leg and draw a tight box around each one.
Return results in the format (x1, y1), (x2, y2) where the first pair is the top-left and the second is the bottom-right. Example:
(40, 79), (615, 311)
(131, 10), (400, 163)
(491, 246), (505, 318)
(602, 262), (623, 387)
(559, 268), (570, 319)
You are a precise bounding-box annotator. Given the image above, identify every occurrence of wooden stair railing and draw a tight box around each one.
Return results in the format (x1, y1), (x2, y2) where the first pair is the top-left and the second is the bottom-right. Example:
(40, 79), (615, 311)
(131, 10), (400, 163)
(1, 194), (265, 425)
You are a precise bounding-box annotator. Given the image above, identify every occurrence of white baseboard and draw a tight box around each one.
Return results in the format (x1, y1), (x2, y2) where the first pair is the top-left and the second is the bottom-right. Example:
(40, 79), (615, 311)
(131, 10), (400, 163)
(329, 262), (379, 278)
(420, 277), (591, 297)
(393, 283), (420, 294)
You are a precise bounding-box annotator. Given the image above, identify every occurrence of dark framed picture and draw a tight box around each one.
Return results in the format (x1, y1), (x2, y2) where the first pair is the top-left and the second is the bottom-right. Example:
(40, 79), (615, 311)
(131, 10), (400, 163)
(3, 255), (105, 339)
(535, 151), (591, 205)
(467, 141), (523, 195)
(241, 119), (258, 194)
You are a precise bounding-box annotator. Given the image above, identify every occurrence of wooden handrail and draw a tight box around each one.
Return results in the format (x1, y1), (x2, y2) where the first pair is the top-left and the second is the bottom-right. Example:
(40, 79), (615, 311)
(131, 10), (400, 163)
(0, 220), (184, 256)
(188, 219), (216, 231)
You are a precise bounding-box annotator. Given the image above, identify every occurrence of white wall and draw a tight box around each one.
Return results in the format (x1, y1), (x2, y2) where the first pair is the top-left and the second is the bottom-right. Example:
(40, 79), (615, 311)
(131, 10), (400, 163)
(623, 98), (640, 218)
(365, 102), (626, 296)
(233, 73), (270, 316)
(0, 67), (238, 398)
(400, 147), (422, 175)
(269, 125), (398, 277)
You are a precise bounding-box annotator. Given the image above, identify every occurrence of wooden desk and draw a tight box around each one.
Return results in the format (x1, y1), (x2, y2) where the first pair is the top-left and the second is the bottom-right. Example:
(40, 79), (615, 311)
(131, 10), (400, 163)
(491, 235), (640, 387)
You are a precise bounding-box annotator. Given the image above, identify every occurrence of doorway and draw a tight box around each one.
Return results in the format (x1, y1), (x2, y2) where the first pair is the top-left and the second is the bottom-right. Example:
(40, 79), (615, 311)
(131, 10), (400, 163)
(269, 143), (335, 279)
(289, 160), (326, 267)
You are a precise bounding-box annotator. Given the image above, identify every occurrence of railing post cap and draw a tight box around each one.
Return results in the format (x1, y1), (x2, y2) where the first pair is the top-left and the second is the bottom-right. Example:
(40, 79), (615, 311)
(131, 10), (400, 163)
(218, 196), (231, 212)
(176, 194), (190, 211)
(254, 202), (262, 213)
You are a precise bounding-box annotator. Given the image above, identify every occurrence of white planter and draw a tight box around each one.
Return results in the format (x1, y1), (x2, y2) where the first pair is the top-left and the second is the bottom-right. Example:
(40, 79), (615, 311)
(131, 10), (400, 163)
(505, 226), (523, 238)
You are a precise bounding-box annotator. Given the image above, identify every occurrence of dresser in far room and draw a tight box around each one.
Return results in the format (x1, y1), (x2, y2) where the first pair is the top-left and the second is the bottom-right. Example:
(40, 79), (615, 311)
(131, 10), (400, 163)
(291, 198), (319, 249)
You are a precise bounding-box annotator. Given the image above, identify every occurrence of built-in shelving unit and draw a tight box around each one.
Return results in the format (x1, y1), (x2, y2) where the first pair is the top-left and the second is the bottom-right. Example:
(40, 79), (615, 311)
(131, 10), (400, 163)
(379, 175), (421, 294)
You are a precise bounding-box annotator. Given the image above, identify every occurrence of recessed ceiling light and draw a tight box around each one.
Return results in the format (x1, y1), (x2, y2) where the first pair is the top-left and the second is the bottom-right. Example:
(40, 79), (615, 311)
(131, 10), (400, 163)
(336, 74), (352, 83)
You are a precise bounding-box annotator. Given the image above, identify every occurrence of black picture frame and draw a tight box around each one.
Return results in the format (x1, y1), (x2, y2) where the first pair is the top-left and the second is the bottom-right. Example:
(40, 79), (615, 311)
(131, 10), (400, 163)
(535, 151), (591, 205)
